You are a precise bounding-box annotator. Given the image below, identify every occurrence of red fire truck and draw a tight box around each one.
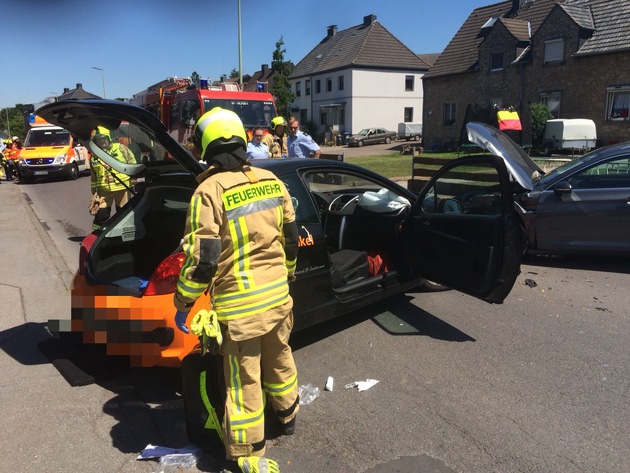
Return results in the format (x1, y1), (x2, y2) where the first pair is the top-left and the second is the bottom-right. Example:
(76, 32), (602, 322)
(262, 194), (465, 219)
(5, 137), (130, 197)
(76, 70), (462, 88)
(131, 77), (276, 156)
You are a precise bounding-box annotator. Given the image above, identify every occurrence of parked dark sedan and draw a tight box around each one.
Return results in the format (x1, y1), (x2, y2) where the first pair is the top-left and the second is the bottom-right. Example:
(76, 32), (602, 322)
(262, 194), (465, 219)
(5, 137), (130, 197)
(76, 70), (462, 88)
(346, 128), (397, 147)
(465, 123), (630, 255)
(39, 100), (523, 367)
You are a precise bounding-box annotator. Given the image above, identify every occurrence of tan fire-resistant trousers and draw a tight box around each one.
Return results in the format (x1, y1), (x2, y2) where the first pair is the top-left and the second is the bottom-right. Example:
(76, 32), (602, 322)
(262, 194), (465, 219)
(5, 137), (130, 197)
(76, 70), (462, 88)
(220, 308), (299, 460)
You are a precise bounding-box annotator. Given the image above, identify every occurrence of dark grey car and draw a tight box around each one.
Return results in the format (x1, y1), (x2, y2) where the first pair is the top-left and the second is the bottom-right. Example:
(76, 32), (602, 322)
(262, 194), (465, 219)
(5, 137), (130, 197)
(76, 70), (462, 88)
(466, 123), (630, 255)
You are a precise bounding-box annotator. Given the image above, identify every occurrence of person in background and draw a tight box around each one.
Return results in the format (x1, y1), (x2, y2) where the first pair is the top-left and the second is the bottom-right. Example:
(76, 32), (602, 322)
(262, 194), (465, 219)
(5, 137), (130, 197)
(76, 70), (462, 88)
(287, 117), (320, 159)
(262, 116), (288, 158)
(90, 126), (135, 230)
(173, 107), (299, 473)
(246, 127), (270, 160)
(4, 136), (22, 181)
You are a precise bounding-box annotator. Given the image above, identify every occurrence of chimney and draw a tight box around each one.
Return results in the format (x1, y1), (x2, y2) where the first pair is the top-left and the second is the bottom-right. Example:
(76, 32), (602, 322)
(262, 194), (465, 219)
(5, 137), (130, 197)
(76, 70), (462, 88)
(363, 14), (376, 27)
(511, 0), (527, 13)
(261, 64), (268, 75)
(327, 25), (337, 37)
(63, 87), (70, 93)
(76, 83), (83, 89)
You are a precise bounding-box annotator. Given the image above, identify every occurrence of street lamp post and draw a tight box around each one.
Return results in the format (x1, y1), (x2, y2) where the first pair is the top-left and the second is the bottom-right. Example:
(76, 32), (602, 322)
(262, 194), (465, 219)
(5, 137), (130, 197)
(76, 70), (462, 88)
(237, 0), (243, 87)
(92, 66), (106, 98)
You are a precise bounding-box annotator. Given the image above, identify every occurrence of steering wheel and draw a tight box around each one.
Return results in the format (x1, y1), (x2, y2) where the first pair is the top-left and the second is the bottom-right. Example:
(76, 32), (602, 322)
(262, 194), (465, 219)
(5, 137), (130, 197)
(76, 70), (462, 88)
(328, 194), (360, 213)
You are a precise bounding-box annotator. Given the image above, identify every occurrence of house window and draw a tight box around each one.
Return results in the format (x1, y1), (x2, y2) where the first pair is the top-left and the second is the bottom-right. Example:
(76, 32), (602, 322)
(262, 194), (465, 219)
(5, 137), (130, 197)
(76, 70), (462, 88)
(295, 81), (301, 98)
(544, 38), (564, 63)
(338, 75), (344, 91)
(326, 78), (332, 92)
(404, 107), (413, 122)
(443, 102), (456, 126)
(540, 91), (561, 118)
(490, 52), (504, 71)
(315, 80), (321, 94)
(606, 85), (630, 121)
(405, 75), (414, 92)
(305, 80), (311, 96)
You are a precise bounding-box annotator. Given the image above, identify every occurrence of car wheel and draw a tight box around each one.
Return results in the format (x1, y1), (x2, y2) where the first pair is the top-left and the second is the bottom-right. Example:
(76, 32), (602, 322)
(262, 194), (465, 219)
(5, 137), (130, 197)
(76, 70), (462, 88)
(385, 137), (391, 144)
(418, 279), (450, 292)
(358, 140), (364, 147)
(414, 135), (421, 141)
(67, 164), (79, 180)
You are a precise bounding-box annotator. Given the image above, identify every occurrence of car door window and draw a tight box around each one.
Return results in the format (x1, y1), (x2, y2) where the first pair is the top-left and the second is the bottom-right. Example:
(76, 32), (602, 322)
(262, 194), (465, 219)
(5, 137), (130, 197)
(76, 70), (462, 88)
(569, 156), (630, 189)
(421, 162), (503, 216)
(281, 174), (319, 224)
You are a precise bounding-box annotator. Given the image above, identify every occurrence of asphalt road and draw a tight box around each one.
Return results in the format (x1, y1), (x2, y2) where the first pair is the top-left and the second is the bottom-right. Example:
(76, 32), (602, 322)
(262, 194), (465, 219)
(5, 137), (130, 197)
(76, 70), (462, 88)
(4, 169), (630, 473)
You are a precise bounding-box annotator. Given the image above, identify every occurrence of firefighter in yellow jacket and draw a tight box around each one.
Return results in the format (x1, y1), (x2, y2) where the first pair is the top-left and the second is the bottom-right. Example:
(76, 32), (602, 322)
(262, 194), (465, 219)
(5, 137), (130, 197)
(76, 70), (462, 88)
(262, 116), (288, 158)
(90, 126), (135, 229)
(173, 107), (299, 472)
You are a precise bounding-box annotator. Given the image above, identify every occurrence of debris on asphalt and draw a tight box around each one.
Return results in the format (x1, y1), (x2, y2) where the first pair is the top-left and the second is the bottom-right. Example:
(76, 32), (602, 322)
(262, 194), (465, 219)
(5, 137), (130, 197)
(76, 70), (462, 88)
(524, 278), (538, 288)
(298, 384), (320, 405)
(137, 444), (202, 473)
(325, 376), (334, 391)
(345, 379), (379, 392)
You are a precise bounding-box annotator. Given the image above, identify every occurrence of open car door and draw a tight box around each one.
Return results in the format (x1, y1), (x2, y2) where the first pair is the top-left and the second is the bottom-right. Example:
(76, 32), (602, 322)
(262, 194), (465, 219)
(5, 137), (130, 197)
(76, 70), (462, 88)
(409, 155), (523, 303)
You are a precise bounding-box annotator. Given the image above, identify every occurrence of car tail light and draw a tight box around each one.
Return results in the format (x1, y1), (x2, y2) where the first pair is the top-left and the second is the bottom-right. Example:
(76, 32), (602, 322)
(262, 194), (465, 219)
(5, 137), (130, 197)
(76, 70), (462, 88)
(144, 252), (185, 296)
(78, 233), (98, 276)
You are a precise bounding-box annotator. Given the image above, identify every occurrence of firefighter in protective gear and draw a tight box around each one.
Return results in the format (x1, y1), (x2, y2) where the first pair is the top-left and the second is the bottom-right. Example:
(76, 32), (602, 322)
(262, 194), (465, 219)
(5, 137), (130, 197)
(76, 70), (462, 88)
(90, 126), (136, 229)
(173, 107), (299, 468)
(3, 136), (21, 181)
(262, 116), (288, 159)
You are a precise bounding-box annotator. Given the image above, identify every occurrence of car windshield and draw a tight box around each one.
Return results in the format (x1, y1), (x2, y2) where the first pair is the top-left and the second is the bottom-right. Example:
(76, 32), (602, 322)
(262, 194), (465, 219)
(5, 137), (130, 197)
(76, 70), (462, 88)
(25, 129), (70, 147)
(356, 129), (370, 136)
(203, 98), (275, 128)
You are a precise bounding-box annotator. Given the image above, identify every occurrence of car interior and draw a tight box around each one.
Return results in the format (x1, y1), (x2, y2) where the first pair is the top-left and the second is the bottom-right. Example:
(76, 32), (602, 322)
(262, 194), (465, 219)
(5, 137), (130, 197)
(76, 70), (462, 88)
(87, 182), (194, 294)
(303, 170), (412, 290)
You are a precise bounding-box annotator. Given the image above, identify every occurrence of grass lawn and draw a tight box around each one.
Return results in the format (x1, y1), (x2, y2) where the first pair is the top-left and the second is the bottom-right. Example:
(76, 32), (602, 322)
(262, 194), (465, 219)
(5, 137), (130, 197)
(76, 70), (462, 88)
(345, 150), (563, 180)
(346, 152), (464, 180)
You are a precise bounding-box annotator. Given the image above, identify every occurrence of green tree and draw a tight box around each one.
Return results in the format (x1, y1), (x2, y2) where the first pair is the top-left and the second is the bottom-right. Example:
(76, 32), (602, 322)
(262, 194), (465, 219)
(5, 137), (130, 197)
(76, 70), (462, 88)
(530, 102), (552, 149)
(229, 68), (239, 80)
(0, 106), (27, 140)
(271, 36), (295, 118)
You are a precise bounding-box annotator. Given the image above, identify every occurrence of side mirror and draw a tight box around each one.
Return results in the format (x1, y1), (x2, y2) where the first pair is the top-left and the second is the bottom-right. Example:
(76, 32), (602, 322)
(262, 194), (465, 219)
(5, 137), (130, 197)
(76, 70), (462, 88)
(552, 180), (572, 196)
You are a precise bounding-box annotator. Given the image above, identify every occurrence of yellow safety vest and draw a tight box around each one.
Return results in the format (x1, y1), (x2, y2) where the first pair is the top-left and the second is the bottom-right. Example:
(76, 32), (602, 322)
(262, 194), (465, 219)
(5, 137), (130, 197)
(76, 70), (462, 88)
(90, 143), (134, 192)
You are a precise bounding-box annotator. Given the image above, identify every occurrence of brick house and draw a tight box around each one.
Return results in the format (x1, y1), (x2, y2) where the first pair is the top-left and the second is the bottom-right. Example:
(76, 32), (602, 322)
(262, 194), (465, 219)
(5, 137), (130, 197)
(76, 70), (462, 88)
(422, 0), (630, 151)
(288, 14), (434, 141)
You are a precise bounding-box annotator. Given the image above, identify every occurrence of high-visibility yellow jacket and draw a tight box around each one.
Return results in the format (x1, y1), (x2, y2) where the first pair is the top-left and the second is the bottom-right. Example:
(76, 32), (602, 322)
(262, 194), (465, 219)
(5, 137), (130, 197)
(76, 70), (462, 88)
(90, 143), (135, 193)
(175, 165), (298, 340)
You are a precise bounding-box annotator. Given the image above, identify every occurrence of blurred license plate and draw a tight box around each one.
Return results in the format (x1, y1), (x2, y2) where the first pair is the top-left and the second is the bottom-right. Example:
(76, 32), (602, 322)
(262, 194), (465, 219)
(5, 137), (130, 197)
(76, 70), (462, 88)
(34, 171), (48, 176)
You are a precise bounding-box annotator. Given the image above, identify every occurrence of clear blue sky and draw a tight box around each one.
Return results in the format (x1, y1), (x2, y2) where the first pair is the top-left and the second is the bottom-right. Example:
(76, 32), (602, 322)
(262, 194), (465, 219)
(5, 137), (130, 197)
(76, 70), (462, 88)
(1, 0), (493, 109)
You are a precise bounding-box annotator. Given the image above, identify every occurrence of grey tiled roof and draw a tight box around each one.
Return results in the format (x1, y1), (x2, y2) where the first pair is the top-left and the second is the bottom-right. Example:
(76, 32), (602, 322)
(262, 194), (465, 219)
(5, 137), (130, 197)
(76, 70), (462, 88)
(417, 53), (441, 68)
(560, 4), (594, 30)
(290, 19), (429, 79)
(500, 18), (531, 41)
(569, 0), (630, 56)
(424, 0), (562, 78)
(58, 86), (101, 101)
(425, 0), (630, 78)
